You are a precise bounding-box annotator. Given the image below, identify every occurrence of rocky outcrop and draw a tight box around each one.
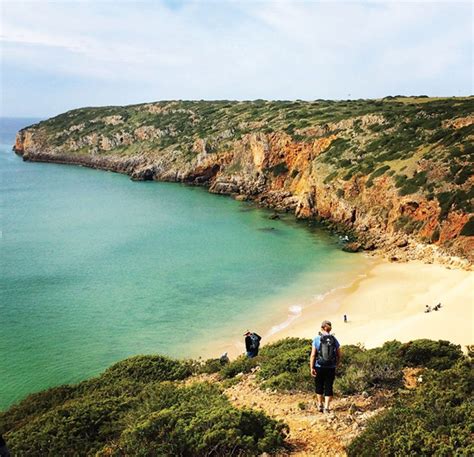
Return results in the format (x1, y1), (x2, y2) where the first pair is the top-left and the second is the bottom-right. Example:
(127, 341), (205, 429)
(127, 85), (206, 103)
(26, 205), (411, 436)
(13, 99), (474, 268)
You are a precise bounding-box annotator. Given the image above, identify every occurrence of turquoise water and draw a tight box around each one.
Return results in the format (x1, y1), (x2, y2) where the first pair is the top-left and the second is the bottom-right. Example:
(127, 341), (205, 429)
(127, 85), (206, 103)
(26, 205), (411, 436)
(0, 118), (368, 410)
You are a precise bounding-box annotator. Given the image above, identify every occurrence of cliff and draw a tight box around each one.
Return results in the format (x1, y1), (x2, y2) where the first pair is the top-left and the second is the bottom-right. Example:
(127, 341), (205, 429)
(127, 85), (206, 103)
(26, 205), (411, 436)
(14, 97), (474, 266)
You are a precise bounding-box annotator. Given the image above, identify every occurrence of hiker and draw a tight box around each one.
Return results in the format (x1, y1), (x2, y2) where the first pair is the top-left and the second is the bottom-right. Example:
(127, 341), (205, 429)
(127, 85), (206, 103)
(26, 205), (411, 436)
(0, 435), (10, 457)
(310, 320), (341, 414)
(425, 305), (431, 313)
(343, 314), (348, 323)
(244, 331), (262, 358)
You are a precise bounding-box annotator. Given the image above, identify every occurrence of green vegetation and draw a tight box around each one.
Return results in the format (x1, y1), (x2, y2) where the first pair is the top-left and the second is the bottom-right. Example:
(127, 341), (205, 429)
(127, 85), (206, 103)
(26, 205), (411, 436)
(348, 360), (473, 457)
(1, 356), (286, 456)
(105, 382), (287, 456)
(399, 339), (463, 370)
(266, 161), (289, 176)
(1, 338), (470, 455)
(22, 97), (474, 228)
(394, 215), (424, 235)
(460, 216), (474, 236)
(219, 338), (312, 392)
(366, 165), (391, 187)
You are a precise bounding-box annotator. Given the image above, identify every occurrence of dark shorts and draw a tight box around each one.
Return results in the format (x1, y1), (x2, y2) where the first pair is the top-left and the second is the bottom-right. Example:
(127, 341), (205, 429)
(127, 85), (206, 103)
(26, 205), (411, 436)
(314, 366), (336, 396)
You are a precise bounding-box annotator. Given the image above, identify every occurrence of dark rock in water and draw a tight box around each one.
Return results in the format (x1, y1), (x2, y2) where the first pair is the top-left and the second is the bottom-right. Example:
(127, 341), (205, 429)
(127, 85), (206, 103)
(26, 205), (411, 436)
(258, 227), (276, 232)
(142, 168), (155, 181)
(131, 167), (155, 181)
(269, 213), (280, 220)
(342, 242), (362, 253)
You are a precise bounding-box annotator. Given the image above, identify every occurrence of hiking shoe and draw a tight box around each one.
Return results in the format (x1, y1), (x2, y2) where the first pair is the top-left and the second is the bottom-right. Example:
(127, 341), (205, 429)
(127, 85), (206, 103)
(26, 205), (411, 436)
(323, 407), (331, 414)
(317, 404), (324, 413)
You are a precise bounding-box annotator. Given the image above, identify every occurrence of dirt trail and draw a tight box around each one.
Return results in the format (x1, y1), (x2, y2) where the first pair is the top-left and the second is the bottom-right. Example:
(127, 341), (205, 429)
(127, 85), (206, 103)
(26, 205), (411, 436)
(223, 371), (387, 456)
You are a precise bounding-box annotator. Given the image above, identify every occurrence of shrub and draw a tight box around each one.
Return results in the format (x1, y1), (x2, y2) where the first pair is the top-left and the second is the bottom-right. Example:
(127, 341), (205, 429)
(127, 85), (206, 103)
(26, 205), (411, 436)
(399, 339), (463, 370)
(221, 338), (313, 392)
(3, 373), (287, 457)
(97, 355), (193, 385)
(454, 165), (472, 185)
(436, 191), (455, 220)
(431, 226), (440, 242)
(460, 216), (474, 236)
(366, 165), (390, 187)
(0, 385), (78, 433)
(267, 162), (289, 176)
(334, 365), (367, 395)
(398, 182), (419, 196)
(335, 342), (403, 395)
(196, 357), (225, 374)
(324, 170), (338, 184)
(258, 337), (311, 360)
(6, 396), (134, 456)
(336, 344), (365, 377)
(394, 215), (423, 235)
(258, 343), (313, 392)
(220, 355), (259, 379)
(109, 382), (288, 456)
(258, 346), (310, 379)
(347, 361), (473, 456)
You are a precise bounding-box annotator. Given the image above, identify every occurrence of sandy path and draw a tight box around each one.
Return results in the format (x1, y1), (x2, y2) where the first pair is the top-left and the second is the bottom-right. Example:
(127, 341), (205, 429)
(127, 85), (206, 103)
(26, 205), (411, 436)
(223, 372), (386, 456)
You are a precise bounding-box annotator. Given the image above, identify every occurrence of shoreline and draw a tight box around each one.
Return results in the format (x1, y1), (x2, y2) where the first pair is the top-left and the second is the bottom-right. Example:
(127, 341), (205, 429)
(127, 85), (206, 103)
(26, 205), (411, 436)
(262, 259), (473, 353)
(12, 151), (474, 357)
(215, 258), (473, 360)
(15, 151), (472, 272)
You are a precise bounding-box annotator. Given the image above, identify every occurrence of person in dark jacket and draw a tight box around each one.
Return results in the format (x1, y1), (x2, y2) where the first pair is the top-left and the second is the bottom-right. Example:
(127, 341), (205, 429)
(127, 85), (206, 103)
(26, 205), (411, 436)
(244, 331), (262, 358)
(0, 435), (10, 457)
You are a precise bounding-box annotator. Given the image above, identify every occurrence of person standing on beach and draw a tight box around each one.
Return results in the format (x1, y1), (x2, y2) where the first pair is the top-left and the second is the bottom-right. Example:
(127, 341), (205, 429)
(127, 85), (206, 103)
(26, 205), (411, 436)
(310, 320), (341, 413)
(244, 331), (262, 358)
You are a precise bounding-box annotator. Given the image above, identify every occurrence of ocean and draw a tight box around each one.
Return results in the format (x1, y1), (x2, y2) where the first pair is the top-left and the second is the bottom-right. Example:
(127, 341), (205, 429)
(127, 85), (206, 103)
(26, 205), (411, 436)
(0, 117), (370, 410)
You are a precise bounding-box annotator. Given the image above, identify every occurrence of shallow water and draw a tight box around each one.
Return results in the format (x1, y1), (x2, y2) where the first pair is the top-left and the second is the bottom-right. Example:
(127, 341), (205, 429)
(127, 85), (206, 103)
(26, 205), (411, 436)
(0, 118), (369, 409)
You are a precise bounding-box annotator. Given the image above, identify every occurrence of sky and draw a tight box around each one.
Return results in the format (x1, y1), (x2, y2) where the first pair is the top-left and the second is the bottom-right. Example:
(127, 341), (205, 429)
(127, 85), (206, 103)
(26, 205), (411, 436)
(0, 0), (472, 118)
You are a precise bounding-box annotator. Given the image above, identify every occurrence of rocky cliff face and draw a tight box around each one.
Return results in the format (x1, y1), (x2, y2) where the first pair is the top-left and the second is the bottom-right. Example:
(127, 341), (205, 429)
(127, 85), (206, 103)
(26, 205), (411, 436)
(14, 98), (474, 266)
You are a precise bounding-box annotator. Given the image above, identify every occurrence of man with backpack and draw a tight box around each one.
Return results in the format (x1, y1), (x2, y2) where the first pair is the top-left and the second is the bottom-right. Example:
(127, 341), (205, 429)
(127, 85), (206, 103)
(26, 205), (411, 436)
(244, 331), (262, 358)
(310, 320), (341, 413)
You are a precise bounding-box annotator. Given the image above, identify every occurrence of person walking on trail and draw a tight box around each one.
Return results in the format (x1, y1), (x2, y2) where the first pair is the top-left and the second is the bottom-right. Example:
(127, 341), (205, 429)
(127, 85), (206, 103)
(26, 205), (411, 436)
(310, 320), (341, 414)
(0, 435), (10, 457)
(244, 331), (262, 358)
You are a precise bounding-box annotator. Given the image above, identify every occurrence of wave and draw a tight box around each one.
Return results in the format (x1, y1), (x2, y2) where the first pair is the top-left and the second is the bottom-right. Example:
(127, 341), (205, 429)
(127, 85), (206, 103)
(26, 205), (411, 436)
(267, 304), (303, 336)
(312, 274), (367, 303)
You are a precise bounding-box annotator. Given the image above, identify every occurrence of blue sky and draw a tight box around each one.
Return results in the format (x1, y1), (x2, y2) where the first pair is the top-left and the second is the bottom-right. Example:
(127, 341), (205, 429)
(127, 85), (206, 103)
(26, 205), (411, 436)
(1, 0), (472, 117)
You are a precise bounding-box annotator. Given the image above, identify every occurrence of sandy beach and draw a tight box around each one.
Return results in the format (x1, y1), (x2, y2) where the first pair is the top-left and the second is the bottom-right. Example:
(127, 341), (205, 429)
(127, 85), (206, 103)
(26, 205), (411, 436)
(212, 258), (474, 360)
(263, 259), (474, 352)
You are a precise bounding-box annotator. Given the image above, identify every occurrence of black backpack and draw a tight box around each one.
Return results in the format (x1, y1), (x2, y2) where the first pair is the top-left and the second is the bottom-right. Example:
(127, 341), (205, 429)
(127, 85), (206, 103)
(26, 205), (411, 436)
(249, 334), (260, 350)
(318, 334), (337, 366)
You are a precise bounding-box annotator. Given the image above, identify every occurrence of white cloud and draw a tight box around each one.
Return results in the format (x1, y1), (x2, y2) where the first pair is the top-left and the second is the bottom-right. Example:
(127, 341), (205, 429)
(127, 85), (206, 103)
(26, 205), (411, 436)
(0, 0), (472, 116)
